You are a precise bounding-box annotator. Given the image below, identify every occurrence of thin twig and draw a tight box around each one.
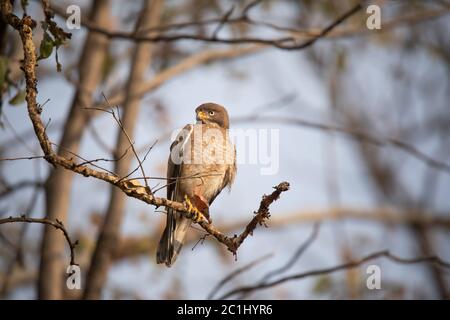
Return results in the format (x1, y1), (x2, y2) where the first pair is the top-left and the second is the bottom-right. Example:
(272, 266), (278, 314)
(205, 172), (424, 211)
(87, 121), (116, 154)
(0, 172), (41, 295)
(0, 156), (45, 161)
(234, 222), (321, 299)
(211, 5), (235, 39)
(261, 222), (321, 283)
(218, 250), (450, 299)
(76, 145), (132, 168)
(229, 182), (290, 255)
(49, 2), (363, 50)
(0, 180), (44, 199)
(50, 142), (118, 176)
(122, 139), (157, 183)
(0, 216), (78, 266)
(87, 96), (152, 193)
(207, 252), (273, 300)
(242, 0), (264, 17)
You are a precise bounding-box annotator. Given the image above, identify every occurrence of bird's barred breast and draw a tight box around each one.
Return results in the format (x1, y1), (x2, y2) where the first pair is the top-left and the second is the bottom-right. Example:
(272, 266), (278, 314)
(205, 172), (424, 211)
(185, 124), (234, 166)
(176, 124), (234, 200)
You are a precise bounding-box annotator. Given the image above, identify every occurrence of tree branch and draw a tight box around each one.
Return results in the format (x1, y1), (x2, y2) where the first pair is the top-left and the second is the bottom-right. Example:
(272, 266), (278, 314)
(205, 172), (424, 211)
(0, 216), (78, 266)
(0, 179), (44, 199)
(110, 206), (450, 262)
(51, 1), (363, 50)
(218, 250), (450, 299)
(207, 253), (273, 300)
(209, 222), (320, 300)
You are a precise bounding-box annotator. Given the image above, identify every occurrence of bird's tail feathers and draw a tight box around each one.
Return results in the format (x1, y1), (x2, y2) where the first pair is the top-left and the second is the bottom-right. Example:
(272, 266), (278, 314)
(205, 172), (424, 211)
(156, 210), (191, 267)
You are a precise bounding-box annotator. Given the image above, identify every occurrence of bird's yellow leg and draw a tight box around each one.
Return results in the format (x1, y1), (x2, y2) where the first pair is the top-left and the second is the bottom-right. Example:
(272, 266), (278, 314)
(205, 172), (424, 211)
(183, 195), (204, 223)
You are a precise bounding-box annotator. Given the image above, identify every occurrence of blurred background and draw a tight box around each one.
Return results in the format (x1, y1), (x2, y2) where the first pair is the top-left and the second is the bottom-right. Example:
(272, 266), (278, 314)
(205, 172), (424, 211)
(0, 0), (450, 299)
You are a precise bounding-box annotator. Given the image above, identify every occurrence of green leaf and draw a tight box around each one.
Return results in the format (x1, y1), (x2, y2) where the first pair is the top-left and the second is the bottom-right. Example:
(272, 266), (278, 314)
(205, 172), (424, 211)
(38, 32), (55, 60)
(0, 55), (9, 90)
(9, 89), (26, 106)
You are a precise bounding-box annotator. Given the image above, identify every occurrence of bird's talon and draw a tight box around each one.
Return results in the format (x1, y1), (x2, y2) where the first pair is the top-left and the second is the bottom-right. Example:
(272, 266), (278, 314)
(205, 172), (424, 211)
(184, 195), (203, 222)
(191, 208), (203, 222)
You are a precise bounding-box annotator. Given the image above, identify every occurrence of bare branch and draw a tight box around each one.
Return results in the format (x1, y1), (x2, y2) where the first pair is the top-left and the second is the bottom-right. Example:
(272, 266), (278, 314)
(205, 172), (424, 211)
(218, 250), (450, 299)
(186, 182), (291, 257)
(0, 216), (78, 266)
(50, 142), (119, 176)
(242, 0), (264, 18)
(91, 45), (263, 113)
(260, 223), (321, 283)
(211, 5), (235, 39)
(229, 182), (290, 254)
(207, 252), (273, 300)
(85, 99), (152, 191)
(0, 177), (40, 296)
(0, 180), (44, 199)
(109, 206), (450, 263)
(51, 2), (363, 50)
(0, 155), (45, 161)
(213, 223), (320, 300)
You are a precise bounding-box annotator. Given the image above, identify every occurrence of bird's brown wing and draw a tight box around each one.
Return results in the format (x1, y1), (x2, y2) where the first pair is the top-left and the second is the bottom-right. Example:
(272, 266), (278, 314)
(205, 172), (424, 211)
(224, 143), (237, 189)
(157, 124), (193, 266)
(166, 124), (194, 199)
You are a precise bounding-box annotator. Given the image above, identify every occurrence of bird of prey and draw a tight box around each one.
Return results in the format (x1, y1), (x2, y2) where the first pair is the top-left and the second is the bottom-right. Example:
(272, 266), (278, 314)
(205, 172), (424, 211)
(157, 103), (237, 267)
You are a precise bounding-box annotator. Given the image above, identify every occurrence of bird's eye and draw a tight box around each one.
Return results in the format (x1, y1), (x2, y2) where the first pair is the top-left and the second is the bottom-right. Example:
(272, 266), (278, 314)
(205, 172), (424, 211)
(209, 111), (215, 116)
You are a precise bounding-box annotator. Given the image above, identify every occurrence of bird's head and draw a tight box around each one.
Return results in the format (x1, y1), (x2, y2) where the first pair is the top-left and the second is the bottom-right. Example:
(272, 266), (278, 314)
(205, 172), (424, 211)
(195, 103), (229, 129)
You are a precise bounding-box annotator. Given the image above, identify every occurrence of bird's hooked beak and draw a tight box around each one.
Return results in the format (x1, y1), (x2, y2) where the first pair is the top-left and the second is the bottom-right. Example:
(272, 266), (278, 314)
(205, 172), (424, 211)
(196, 110), (208, 123)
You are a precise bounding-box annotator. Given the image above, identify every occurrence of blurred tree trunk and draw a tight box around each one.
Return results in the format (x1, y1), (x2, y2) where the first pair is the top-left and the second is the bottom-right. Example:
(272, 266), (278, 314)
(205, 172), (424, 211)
(38, 0), (111, 299)
(83, 0), (162, 300)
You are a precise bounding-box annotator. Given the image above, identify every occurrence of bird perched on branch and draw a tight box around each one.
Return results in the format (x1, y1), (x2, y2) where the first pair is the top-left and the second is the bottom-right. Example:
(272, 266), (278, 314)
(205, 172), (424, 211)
(157, 103), (237, 267)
